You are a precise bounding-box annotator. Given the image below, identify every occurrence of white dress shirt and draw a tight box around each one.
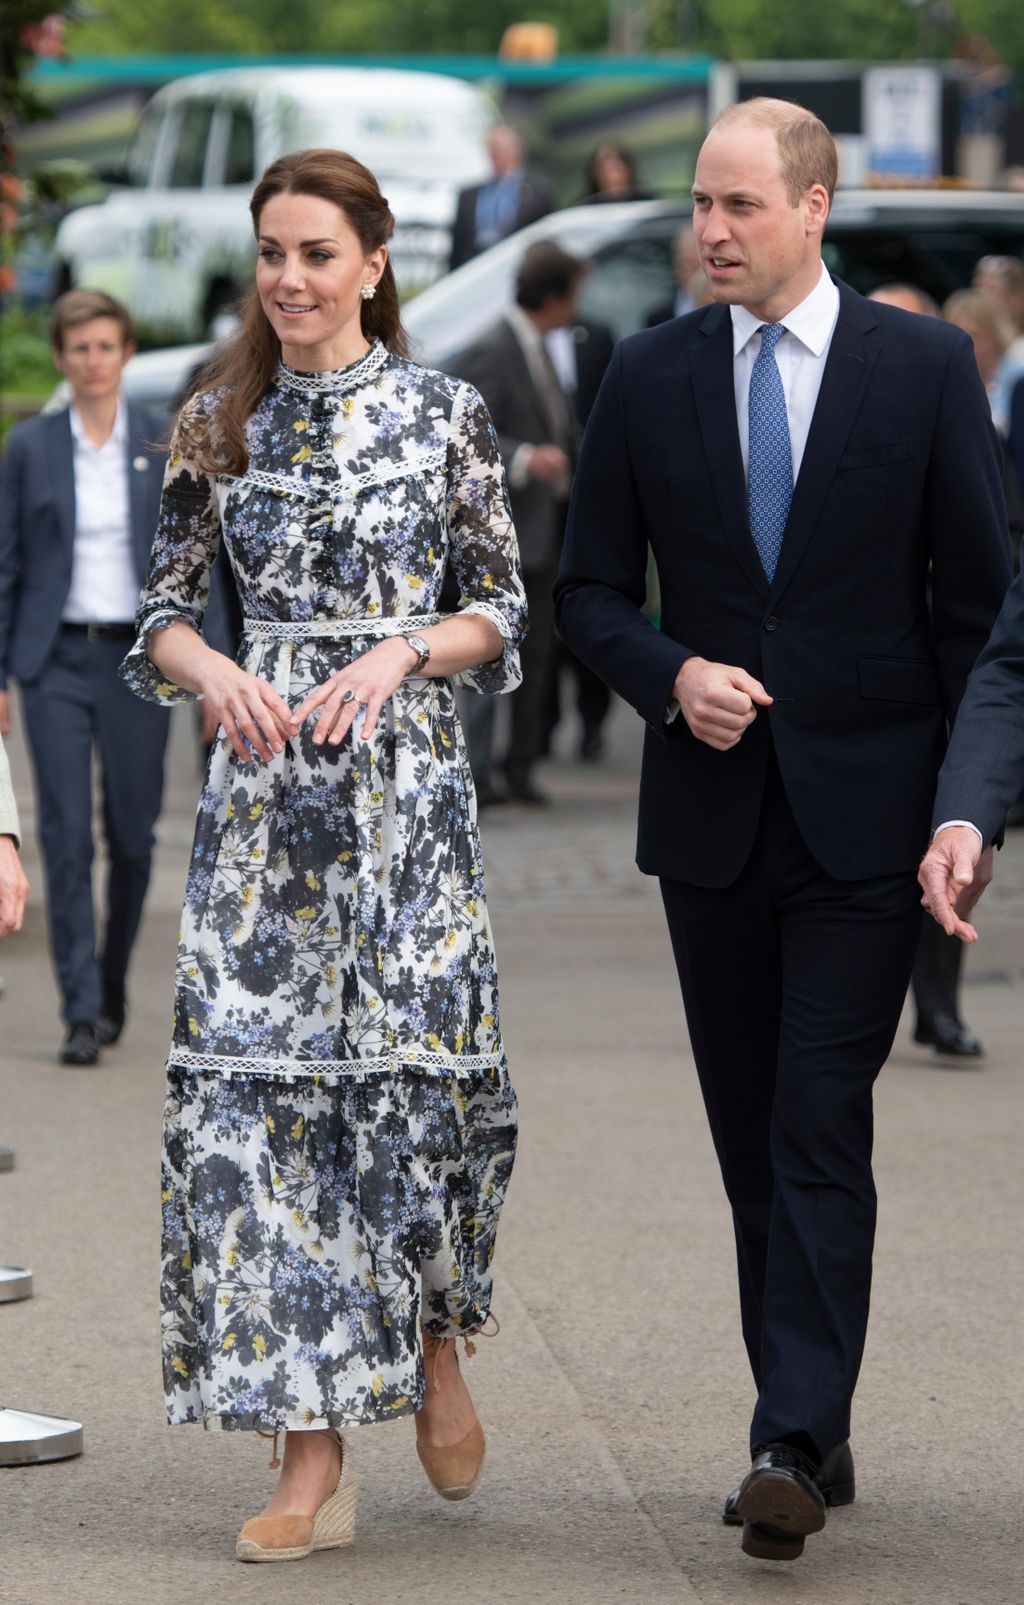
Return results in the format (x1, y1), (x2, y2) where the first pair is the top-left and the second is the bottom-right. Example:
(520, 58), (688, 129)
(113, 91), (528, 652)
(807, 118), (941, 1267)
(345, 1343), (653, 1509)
(731, 263), (840, 480)
(63, 400), (140, 625)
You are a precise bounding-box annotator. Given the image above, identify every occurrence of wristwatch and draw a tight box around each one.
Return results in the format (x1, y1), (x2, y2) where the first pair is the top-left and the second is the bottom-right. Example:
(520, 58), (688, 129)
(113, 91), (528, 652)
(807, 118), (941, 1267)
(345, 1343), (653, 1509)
(402, 633), (431, 676)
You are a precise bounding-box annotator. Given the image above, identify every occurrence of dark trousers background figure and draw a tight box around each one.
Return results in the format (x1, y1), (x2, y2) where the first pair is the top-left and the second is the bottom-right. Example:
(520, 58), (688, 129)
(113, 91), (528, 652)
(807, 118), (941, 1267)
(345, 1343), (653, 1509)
(20, 630), (169, 1024)
(660, 755), (922, 1460)
(461, 558), (559, 801)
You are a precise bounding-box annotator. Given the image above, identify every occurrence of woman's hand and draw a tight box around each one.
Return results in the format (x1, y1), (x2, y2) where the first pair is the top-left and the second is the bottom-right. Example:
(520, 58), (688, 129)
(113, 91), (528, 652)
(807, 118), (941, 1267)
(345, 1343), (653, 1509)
(194, 652), (299, 762)
(0, 836), (29, 938)
(293, 638), (420, 747)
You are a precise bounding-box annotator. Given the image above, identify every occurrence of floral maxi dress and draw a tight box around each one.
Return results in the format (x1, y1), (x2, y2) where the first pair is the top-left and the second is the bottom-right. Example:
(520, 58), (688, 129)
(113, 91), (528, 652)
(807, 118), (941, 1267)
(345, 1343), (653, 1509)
(121, 341), (526, 1434)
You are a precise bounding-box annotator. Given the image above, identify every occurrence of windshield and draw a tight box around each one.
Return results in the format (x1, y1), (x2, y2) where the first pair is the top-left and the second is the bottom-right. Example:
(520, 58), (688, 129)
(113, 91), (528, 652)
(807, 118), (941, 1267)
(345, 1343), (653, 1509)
(404, 205), (667, 363)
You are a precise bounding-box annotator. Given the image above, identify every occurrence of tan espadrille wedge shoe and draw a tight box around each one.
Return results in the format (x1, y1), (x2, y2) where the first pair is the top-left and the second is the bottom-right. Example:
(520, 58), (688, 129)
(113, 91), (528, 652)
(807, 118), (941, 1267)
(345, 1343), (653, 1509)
(235, 1431), (357, 1563)
(416, 1329), (494, 1501)
(416, 1421), (486, 1502)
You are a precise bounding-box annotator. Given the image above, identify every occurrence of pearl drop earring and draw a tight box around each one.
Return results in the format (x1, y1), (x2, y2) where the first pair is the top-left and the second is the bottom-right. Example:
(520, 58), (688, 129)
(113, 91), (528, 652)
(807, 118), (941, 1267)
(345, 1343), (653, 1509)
(361, 283), (377, 301)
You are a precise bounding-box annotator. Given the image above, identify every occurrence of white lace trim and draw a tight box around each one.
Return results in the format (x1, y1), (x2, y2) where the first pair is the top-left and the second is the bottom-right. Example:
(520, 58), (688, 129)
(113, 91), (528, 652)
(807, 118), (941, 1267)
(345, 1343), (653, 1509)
(459, 599), (515, 643)
(221, 446), (448, 505)
(274, 341), (389, 397)
(242, 613), (443, 642)
(167, 1046), (504, 1081)
(343, 446), (447, 496)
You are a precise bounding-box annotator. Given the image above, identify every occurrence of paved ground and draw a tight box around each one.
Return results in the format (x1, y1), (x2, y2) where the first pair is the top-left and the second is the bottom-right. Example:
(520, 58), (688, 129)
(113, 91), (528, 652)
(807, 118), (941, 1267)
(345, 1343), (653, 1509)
(1, 697), (1022, 1605)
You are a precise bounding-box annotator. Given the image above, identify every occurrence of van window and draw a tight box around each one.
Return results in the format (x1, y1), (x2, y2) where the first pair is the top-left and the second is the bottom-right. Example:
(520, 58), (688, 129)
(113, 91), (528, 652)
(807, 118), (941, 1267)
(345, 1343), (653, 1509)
(168, 102), (215, 189)
(224, 108), (255, 186)
(126, 105), (164, 187)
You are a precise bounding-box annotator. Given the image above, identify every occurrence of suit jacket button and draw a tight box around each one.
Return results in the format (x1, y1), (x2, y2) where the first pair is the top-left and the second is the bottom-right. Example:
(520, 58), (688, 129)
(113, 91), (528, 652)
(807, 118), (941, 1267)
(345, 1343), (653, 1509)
(764, 615), (779, 632)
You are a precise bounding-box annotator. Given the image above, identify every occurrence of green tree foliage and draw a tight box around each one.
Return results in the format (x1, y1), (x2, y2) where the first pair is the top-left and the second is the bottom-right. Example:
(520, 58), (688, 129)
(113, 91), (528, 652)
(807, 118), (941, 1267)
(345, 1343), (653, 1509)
(59, 0), (1024, 77)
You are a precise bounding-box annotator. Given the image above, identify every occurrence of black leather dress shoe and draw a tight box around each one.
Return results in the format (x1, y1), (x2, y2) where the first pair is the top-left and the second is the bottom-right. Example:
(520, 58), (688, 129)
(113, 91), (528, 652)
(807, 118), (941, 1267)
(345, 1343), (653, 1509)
(913, 1010), (984, 1058)
(97, 988), (126, 1046)
(723, 1438), (854, 1526)
(735, 1443), (829, 1561)
(60, 1021), (100, 1066)
(504, 774), (549, 807)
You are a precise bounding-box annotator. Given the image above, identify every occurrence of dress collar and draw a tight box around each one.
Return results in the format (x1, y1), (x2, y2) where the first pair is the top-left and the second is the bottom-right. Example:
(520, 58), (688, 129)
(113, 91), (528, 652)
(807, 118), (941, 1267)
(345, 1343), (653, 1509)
(275, 339), (389, 398)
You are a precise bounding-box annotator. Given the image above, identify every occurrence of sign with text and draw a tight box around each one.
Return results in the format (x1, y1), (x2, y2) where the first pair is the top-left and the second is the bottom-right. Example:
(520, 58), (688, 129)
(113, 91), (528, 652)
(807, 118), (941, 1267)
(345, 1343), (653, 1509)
(864, 65), (941, 179)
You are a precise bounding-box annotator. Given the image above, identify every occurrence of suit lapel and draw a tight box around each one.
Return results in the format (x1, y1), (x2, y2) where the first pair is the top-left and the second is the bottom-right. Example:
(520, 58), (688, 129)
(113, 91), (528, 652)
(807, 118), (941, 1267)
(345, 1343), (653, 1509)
(768, 285), (880, 604)
(691, 304), (769, 602)
(51, 410), (76, 555)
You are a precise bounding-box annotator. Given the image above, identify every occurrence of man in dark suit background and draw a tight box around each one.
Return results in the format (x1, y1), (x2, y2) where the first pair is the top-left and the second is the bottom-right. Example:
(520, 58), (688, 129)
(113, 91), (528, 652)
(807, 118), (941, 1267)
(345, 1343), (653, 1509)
(646, 222), (706, 326)
(555, 99), (1012, 1562)
(456, 241), (586, 804)
(0, 290), (169, 1065)
(449, 125), (554, 272)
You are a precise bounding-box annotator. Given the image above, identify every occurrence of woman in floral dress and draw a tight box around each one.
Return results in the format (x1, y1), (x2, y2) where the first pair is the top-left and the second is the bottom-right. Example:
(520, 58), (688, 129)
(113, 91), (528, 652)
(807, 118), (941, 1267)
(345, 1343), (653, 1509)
(121, 149), (526, 1561)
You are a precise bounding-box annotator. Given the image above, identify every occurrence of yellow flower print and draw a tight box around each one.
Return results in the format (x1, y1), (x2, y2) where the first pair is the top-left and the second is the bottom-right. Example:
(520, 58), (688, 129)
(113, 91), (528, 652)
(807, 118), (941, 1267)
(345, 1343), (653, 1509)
(188, 1016), (199, 1037)
(253, 1334), (267, 1359)
(342, 396), (355, 417)
(171, 1356), (190, 1378)
(226, 1247), (239, 1268)
(482, 574), (495, 590)
(325, 965), (337, 986)
(222, 1334), (237, 1351)
(371, 1372), (383, 1398)
(266, 1115), (276, 1133)
(406, 574), (423, 589)
(294, 906), (316, 921)
(291, 443), (312, 464)
(292, 419), (309, 432)
(305, 871), (321, 890)
(291, 1115), (304, 1140)
(249, 802), (264, 820)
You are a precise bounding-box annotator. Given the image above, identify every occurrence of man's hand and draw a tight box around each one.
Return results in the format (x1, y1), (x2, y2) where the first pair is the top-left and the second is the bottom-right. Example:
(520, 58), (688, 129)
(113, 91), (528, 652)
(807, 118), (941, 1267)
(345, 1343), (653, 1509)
(917, 827), (992, 942)
(526, 445), (572, 486)
(0, 836), (28, 938)
(0, 690), (10, 739)
(673, 656), (773, 751)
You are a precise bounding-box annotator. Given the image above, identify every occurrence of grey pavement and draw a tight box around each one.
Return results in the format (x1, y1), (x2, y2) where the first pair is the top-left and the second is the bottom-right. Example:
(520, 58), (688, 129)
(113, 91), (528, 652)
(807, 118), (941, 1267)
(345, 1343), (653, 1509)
(1, 696), (1022, 1605)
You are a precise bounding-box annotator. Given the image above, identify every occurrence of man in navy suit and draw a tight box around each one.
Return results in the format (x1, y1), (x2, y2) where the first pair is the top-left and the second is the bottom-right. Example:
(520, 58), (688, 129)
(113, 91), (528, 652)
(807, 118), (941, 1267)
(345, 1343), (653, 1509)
(555, 100), (1012, 1561)
(0, 290), (169, 1065)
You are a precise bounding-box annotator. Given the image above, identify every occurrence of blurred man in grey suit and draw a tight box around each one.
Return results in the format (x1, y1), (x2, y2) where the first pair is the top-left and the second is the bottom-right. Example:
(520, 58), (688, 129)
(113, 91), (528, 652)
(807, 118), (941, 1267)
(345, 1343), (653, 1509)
(455, 241), (586, 804)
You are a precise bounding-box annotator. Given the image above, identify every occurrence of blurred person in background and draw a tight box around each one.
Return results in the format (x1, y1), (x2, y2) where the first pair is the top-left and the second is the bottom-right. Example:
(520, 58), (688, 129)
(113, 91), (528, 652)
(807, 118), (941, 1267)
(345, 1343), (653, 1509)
(870, 282), (989, 1057)
(121, 147), (524, 1563)
(0, 289), (169, 1066)
(456, 240), (585, 804)
(0, 732), (29, 940)
(542, 312), (616, 760)
(647, 223), (708, 325)
(972, 255), (1024, 364)
(580, 140), (654, 204)
(449, 124), (554, 271)
(945, 285), (1022, 434)
(867, 282), (940, 319)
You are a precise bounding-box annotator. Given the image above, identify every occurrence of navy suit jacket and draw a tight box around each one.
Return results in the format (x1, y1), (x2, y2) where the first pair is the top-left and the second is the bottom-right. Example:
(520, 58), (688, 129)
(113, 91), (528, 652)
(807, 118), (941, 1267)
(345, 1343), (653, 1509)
(555, 279), (1013, 887)
(0, 402), (165, 687)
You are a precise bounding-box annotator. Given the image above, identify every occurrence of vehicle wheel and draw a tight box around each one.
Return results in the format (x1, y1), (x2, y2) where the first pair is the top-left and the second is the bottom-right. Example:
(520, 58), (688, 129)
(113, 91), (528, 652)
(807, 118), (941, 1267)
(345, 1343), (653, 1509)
(203, 278), (241, 336)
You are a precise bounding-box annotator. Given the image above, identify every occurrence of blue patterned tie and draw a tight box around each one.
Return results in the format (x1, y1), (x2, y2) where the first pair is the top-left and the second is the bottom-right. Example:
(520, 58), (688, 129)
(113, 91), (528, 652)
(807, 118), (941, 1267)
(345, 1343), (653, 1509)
(747, 322), (793, 582)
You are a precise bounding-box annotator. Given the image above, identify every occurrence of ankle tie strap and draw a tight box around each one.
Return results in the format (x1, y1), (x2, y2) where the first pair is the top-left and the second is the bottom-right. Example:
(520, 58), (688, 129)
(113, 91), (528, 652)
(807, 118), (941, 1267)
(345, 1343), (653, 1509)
(256, 1427), (282, 1469)
(423, 1313), (502, 1393)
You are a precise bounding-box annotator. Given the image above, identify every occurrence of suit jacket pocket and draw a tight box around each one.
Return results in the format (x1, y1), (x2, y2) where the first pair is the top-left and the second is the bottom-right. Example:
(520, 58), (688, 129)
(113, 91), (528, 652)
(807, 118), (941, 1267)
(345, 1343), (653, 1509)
(858, 655), (941, 705)
(837, 439), (914, 472)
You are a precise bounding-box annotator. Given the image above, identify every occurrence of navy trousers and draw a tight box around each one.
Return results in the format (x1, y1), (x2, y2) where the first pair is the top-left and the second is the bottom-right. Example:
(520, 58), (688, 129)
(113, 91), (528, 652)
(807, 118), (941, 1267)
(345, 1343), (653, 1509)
(20, 629), (169, 1023)
(660, 752), (922, 1461)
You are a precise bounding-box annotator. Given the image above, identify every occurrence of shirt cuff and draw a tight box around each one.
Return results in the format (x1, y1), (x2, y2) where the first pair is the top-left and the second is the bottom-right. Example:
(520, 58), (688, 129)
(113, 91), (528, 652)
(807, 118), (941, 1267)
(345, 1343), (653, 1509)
(933, 820), (984, 845)
(508, 444), (535, 491)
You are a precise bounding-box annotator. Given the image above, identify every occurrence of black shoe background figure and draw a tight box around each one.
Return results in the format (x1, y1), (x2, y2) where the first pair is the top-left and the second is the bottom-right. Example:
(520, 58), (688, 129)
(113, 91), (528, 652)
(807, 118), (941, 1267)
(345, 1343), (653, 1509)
(97, 985), (126, 1047)
(735, 1442), (833, 1562)
(60, 1021), (100, 1066)
(913, 1010), (984, 1058)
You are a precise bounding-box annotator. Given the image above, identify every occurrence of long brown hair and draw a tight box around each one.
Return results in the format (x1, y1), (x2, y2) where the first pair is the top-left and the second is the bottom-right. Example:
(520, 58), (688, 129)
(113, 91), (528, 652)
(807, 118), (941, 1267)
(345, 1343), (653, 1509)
(179, 148), (410, 476)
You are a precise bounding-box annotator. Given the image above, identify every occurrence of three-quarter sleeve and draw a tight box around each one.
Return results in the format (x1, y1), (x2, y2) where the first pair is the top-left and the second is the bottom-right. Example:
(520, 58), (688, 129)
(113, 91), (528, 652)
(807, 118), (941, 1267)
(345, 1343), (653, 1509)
(445, 382), (528, 694)
(119, 396), (224, 705)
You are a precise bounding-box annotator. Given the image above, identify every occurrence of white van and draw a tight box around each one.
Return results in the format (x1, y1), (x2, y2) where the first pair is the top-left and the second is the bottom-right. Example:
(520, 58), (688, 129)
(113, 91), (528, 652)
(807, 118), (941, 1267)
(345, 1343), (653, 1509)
(53, 66), (497, 343)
